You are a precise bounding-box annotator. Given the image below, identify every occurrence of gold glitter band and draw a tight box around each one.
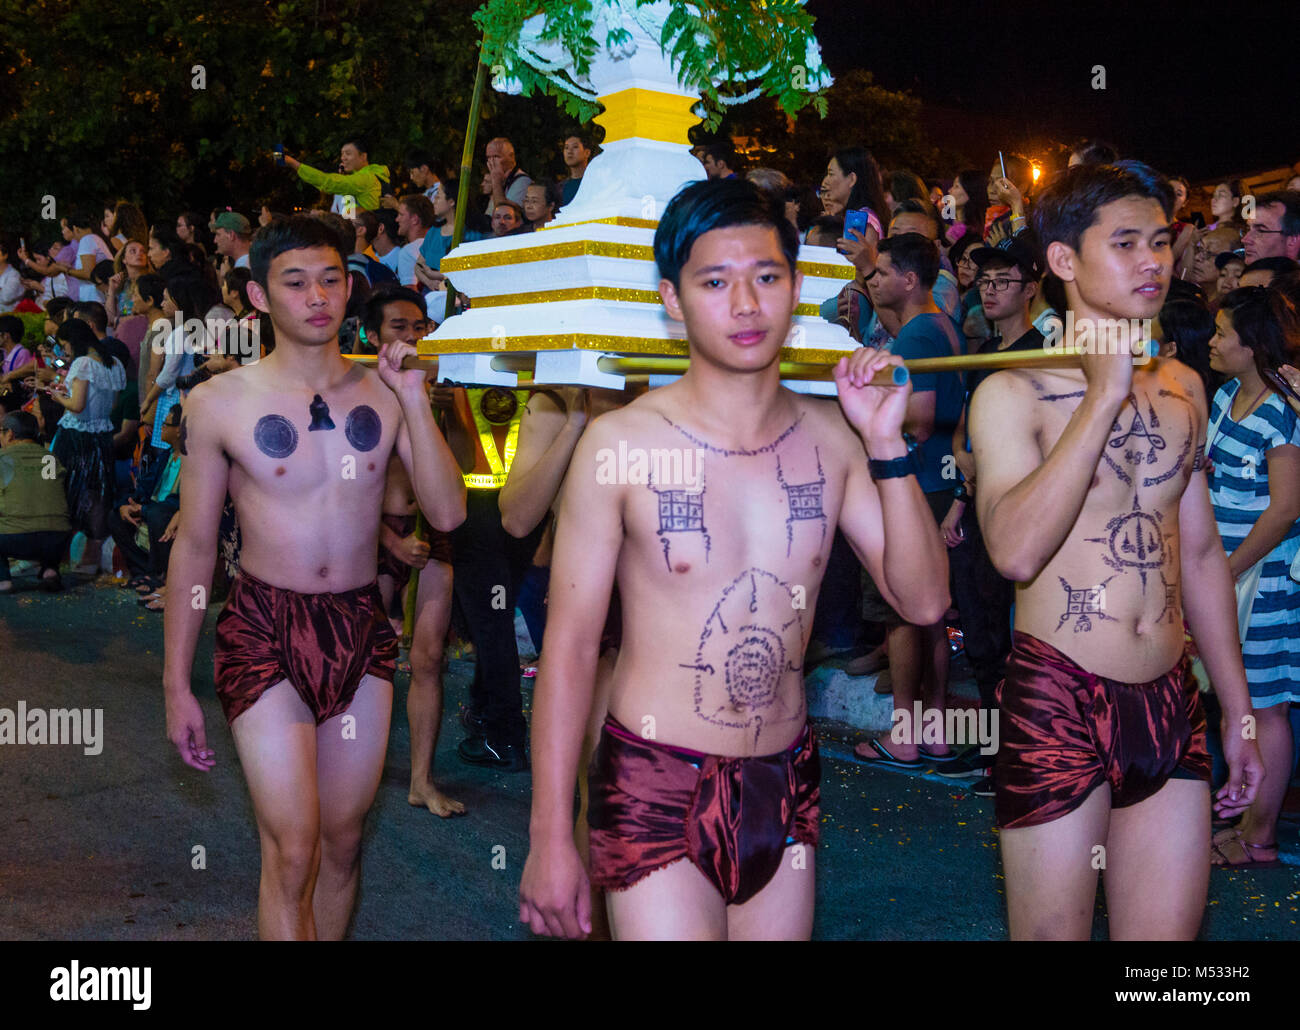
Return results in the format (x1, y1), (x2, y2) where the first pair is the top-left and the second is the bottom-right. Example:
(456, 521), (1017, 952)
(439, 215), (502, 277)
(538, 216), (659, 232)
(420, 334), (852, 367)
(441, 238), (852, 282)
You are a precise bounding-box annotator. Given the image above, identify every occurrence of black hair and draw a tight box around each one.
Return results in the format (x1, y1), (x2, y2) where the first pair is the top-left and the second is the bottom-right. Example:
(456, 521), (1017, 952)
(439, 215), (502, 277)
(341, 135), (369, 159)
(891, 198), (941, 238)
(831, 146), (889, 220)
(0, 314), (23, 343)
(877, 232), (939, 289)
(1070, 139), (1119, 165)
(363, 283), (425, 332)
(525, 179), (562, 219)
(136, 273), (167, 308)
(948, 231), (983, 269)
(1032, 160), (1174, 253)
(886, 169), (929, 209)
(72, 301), (108, 334)
(702, 141), (738, 171)
(55, 317), (100, 359)
(249, 215), (347, 288)
(954, 170), (988, 231)
(45, 297), (73, 323)
(1243, 256), (1300, 277)
(67, 210), (96, 231)
(789, 182), (822, 233)
(806, 213), (845, 244)
(149, 224), (185, 266)
(223, 266), (253, 313)
(406, 150), (436, 172)
(1159, 298), (1216, 395)
(654, 178), (800, 290)
(0, 232), (17, 263)
(374, 207), (399, 243)
(1255, 191), (1300, 237)
(1, 409), (40, 440)
(165, 273), (218, 322)
(163, 402), (183, 427)
(90, 259), (116, 286)
(1220, 286), (1299, 384)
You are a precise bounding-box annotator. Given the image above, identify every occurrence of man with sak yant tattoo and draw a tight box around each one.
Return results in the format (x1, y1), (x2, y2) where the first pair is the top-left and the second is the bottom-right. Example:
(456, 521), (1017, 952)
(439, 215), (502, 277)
(519, 179), (949, 941)
(162, 217), (465, 940)
(969, 162), (1264, 940)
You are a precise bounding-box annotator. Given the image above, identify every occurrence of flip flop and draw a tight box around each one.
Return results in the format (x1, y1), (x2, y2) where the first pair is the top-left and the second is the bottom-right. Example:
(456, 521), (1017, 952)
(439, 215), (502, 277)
(853, 737), (924, 769)
(1210, 837), (1282, 870)
(918, 746), (961, 763)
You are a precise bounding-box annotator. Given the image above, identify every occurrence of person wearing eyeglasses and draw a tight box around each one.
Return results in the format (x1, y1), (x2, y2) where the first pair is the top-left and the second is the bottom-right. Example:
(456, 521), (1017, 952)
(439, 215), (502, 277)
(1243, 190), (1300, 264)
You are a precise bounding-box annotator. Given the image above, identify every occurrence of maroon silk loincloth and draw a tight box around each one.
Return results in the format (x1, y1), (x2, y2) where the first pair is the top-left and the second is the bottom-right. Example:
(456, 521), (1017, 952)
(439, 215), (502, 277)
(213, 569), (398, 726)
(994, 632), (1211, 830)
(378, 513), (453, 590)
(587, 715), (820, 906)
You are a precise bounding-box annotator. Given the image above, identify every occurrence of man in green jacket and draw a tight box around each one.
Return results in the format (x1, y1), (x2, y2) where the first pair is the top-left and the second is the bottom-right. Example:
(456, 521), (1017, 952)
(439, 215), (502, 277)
(281, 136), (391, 215)
(0, 410), (71, 592)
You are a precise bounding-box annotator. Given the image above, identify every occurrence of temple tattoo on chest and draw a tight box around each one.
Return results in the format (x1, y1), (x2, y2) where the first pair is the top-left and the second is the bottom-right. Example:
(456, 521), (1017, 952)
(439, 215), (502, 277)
(682, 567), (805, 746)
(308, 393), (335, 431)
(254, 414), (298, 458)
(1084, 495), (1168, 590)
(776, 447), (827, 557)
(649, 462), (710, 571)
(1056, 574), (1119, 632)
(1101, 389), (1195, 488)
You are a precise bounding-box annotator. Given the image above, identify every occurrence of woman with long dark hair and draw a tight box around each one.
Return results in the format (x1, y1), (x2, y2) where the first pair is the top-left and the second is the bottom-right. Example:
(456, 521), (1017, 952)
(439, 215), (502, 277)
(1205, 286), (1300, 869)
(946, 170), (988, 244)
(46, 318), (126, 573)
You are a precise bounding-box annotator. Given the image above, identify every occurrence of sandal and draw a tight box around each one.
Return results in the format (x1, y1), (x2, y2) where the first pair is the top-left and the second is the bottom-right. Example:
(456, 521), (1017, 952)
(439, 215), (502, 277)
(1210, 836), (1281, 870)
(852, 737), (924, 769)
(143, 596), (165, 612)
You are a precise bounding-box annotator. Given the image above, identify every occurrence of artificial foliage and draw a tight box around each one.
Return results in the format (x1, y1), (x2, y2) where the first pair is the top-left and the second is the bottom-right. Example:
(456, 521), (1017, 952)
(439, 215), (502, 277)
(473, 0), (830, 129)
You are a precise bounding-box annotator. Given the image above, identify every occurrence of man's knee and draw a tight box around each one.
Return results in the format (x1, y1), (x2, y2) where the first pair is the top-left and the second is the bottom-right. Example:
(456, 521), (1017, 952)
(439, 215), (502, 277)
(319, 822), (364, 869)
(262, 834), (319, 894)
(409, 637), (444, 679)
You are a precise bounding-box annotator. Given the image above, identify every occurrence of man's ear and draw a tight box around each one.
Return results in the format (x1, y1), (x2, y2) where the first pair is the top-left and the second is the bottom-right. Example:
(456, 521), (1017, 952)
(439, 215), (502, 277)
(1045, 240), (1077, 283)
(247, 280), (271, 316)
(658, 278), (685, 323)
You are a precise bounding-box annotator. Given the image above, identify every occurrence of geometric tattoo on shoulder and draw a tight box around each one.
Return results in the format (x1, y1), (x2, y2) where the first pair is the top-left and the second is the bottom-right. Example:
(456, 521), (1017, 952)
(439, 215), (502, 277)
(344, 405), (382, 451)
(178, 415), (189, 456)
(1056, 573), (1119, 632)
(776, 447), (827, 557)
(254, 413), (298, 458)
(682, 567), (805, 746)
(649, 463), (710, 572)
(1084, 494), (1167, 591)
(308, 393), (335, 432)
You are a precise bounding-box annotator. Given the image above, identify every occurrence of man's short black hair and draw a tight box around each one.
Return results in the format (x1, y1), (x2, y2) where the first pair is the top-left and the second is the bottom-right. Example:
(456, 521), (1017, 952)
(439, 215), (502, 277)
(877, 232), (939, 289)
(654, 178), (800, 290)
(45, 297), (73, 322)
(363, 284), (425, 332)
(72, 301), (108, 334)
(1, 409), (40, 441)
(341, 135), (369, 158)
(891, 198), (941, 237)
(1256, 190), (1300, 237)
(90, 259), (116, 285)
(374, 207), (399, 242)
(250, 215), (348, 288)
(136, 273), (167, 308)
(1032, 160), (1174, 253)
(0, 314), (23, 343)
(703, 141), (738, 171)
(406, 150), (436, 172)
(1070, 139), (1119, 165)
(67, 210), (96, 231)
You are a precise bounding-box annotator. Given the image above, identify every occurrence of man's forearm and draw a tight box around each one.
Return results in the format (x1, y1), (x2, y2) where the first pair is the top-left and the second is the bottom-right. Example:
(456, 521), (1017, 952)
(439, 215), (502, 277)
(162, 536), (215, 693)
(500, 421), (584, 538)
(529, 644), (598, 843)
(400, 392), (466, 532)
(868, 437), (949, 623)
(1182, 544), (1253, 722)
(984, 391), (1123, 581)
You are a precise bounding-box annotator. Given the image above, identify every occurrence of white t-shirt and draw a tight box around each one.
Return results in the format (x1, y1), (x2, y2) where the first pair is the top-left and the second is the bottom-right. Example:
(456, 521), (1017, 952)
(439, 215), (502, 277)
(59, 355), (126, 433)
(376, 247), (401, 275)
(0, 265), (23, 310)
(74, 234), (113, 302)
(397, 238), (425, 286)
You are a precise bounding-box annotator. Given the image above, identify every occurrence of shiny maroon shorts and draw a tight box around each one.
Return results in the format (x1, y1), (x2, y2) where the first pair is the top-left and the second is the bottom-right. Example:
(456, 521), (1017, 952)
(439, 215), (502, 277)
(378, 513), (453, 591)
(994, 632), (1211, 829)
(587, 716), (820, 906)
(213, 570), (398, 726)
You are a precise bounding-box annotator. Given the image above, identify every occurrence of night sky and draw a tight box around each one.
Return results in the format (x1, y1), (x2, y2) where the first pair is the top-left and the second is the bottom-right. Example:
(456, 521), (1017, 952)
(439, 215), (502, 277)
(806, 0), (1299, 182)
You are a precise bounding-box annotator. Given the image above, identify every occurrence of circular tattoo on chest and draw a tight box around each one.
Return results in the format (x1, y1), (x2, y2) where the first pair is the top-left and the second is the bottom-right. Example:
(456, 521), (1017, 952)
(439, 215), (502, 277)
(254, 414), (298, 459)
(683, 567), (804, 743)
(344, 405), (382, 452)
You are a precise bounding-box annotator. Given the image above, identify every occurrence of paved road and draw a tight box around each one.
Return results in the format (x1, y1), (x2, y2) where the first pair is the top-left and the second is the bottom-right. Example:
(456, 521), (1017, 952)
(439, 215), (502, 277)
(1, 574), (1296, 940)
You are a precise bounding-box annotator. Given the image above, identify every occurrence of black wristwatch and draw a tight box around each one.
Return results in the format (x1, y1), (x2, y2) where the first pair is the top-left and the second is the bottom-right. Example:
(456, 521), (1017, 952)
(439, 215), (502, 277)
(953, 483), (971, 502)
(868, 453), (916, 480)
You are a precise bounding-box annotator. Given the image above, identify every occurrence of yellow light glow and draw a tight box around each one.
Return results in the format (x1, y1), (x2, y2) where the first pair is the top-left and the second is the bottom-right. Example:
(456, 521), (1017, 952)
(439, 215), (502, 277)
(1031, 165), (1042, 182)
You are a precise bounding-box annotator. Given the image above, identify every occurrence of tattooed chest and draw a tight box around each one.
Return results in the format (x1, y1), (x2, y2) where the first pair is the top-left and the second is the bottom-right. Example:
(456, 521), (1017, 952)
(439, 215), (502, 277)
(240, 395), (388, 486)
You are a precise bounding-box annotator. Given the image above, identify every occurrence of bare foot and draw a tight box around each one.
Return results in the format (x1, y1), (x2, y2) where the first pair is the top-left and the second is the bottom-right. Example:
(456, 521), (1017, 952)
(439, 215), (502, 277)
(409, 782), (466, 818)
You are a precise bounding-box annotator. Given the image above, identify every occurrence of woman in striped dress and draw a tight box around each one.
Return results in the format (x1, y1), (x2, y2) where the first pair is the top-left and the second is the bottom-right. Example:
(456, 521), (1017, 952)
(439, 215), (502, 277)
(1206, 287), (1300, 868)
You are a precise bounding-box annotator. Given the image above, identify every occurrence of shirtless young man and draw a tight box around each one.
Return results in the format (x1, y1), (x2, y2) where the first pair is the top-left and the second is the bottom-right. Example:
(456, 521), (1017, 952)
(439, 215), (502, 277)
(163, 217), (466, 939)
(969, 162), (1264, 940)
(365, 285), (465, 818)
(518, 178), (949, 940)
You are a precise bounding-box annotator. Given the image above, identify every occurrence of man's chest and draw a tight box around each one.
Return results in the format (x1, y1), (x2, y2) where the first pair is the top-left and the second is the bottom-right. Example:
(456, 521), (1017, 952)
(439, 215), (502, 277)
(226, 389), (394, 497)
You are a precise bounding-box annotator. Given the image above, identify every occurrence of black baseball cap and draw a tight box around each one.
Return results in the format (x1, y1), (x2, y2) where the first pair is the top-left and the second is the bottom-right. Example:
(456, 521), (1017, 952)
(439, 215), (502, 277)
(971, 233), (1043, 282)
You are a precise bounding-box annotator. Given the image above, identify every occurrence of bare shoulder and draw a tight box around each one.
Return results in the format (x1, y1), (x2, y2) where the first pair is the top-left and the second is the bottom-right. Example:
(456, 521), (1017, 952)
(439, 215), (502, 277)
(585, 385), (669, 441)
(1152, 356), (1208, 416)
(969, 367), (1048, 424)
(790, 390), (859, 443)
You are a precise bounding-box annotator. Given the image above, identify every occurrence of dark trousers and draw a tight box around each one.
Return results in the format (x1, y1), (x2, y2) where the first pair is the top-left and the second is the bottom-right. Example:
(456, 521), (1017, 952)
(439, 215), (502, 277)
(948, 502), (1014, 712)
(450, 489), (544, 749)
(517, 563), (551, 657)
(107, 499), (179, 579)
(0, 530), (69, 580)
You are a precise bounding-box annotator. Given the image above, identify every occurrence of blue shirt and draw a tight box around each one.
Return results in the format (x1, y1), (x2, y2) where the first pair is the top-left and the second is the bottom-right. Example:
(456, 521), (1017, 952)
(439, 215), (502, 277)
(890, 313), (964, 493)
